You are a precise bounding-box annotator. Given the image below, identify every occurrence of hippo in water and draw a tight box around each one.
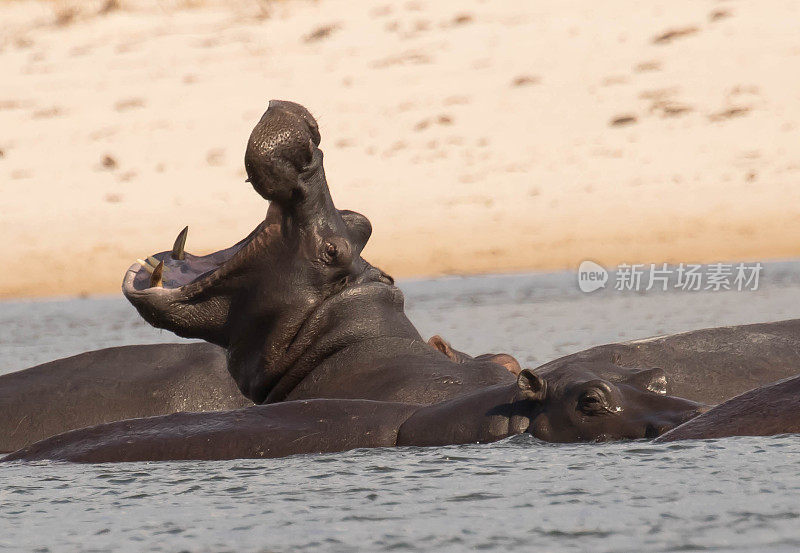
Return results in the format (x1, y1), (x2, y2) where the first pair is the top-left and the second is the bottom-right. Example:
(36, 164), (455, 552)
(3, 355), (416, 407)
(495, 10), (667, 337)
(120, 100), (517, 406)
(8, 317), (798, 452)
(0, 337), (518, 453)
(0, 343), (251, 453)
(655, 374), (800, 442)
(0, 203), (403, 453)
(531, 319), (800, 406)
(3, 363), (706, 463)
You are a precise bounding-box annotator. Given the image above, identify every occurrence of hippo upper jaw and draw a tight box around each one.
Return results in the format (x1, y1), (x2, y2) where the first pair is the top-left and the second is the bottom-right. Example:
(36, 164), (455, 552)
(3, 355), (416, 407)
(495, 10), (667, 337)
(121, 216), (281, 347)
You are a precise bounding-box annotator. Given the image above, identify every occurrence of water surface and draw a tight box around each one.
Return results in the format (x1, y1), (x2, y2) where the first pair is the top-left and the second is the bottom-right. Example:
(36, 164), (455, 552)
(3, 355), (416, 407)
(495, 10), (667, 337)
(2, 266), (800, 552)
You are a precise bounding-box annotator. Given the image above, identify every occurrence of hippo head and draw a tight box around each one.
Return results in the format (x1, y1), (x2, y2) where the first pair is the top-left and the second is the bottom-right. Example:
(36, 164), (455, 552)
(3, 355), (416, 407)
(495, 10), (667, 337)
(122, 100), (396, 403)
(514, 362), (707, 441)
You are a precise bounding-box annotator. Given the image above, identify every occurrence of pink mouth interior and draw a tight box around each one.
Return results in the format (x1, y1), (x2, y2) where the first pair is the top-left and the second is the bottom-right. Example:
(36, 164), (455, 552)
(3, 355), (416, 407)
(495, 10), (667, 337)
(130, 222), (266, 291)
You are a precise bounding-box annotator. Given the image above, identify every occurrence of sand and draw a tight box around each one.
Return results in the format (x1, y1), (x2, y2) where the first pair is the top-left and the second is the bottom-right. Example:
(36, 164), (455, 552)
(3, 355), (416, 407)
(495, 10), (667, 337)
(1, 0), (799, 298)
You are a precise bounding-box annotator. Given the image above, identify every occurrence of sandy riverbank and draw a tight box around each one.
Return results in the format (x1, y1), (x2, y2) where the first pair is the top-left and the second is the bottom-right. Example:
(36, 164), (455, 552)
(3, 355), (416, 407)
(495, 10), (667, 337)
(1, 0), (799, 298)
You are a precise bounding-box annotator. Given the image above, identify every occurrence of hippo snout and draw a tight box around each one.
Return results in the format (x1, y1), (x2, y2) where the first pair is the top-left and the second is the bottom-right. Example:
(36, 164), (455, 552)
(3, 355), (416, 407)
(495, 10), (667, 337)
(268, 100), (321, 146)
(244, 100), (323, 204)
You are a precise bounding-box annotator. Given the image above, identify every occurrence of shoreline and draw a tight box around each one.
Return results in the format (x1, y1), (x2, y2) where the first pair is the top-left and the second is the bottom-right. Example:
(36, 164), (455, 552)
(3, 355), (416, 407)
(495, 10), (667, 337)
(2, 0), (800, 298)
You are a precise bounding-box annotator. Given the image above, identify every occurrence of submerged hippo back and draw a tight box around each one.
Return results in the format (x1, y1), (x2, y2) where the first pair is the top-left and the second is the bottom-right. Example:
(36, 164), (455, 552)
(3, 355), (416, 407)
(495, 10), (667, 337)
(655, 374), (800, 442)
(614, 320), (800, 405)
(533, 319), (800, 406)
(0, 342), (251, 452)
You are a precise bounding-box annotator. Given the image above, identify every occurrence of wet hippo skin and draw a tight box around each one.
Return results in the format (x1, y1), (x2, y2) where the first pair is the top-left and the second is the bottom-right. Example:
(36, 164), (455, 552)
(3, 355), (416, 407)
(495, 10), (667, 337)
(0, 343), (251, 453)
(655, 374), (800, 442)
(0, 202), (399, 452)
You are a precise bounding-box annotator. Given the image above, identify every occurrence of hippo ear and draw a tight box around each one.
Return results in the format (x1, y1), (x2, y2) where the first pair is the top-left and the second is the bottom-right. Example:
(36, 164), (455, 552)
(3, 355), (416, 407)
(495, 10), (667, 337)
(477, 353), (522, 377)
(428, 335), (455, 357)
(629, 367), (668, 395)
(340, 210), (373, 252)
(427, 335), (465, 362)
(517, 369), (546, 401)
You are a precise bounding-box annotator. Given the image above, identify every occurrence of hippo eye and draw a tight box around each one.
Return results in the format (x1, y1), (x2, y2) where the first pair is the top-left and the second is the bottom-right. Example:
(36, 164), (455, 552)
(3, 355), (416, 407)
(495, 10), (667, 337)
(320, 237), (353, 268)
(577, 390), (610, 415)
(324, 242), (338, 260)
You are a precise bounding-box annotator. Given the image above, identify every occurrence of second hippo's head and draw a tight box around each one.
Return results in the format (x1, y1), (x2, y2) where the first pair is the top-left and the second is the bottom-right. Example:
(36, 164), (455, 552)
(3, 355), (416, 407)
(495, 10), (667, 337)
(514, 361), (708, 442)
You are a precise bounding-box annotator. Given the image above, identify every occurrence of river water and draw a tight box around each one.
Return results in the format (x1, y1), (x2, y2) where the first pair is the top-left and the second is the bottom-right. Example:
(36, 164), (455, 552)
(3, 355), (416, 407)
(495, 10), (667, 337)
(2, 265), (800, 552)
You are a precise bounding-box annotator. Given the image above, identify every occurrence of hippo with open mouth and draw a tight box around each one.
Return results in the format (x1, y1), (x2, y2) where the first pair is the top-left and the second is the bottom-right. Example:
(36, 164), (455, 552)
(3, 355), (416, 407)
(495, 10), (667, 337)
(120, 100), (517, 407)
(0, 203), (385, 453)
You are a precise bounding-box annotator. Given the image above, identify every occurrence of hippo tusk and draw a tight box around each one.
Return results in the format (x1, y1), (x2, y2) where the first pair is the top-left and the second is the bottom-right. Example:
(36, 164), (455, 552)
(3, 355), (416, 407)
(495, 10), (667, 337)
(171, 226), (188, 261)
(149, 260), (164, 288)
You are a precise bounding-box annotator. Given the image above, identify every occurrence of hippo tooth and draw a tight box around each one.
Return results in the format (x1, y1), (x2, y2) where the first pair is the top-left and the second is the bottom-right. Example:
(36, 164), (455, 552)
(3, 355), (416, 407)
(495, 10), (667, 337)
(136, 259), (155, 275)
(171, 226), (188, 261)
(146, 256), (161, 268)
(149, 260), (164, 288)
